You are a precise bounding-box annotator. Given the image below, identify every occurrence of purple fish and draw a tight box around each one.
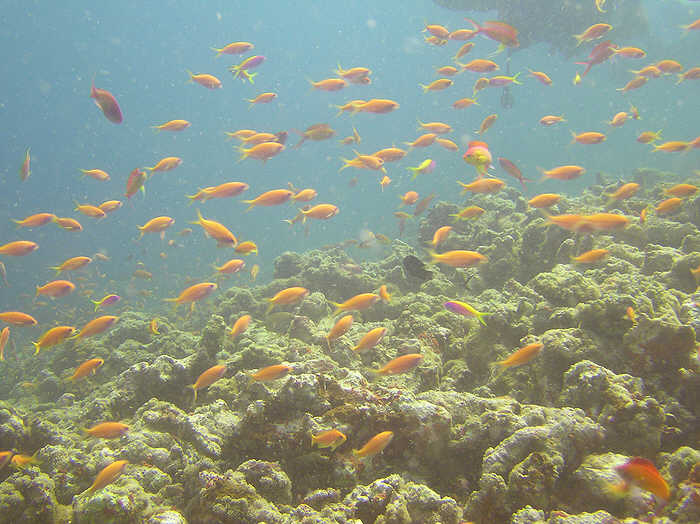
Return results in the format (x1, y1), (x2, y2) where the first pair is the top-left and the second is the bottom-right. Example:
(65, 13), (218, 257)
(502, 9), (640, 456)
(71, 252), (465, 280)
(443, 300), (489, 325)
(92, 294), (121, 311)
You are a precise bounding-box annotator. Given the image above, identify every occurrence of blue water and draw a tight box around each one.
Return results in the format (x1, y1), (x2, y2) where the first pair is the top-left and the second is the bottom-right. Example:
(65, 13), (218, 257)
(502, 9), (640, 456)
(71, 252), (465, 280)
(1, 0), (698, 336)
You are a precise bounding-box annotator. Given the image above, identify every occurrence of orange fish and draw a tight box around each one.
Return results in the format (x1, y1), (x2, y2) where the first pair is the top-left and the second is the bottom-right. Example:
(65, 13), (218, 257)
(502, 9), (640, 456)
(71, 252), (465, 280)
(84, 422), (129, 439)
(428, 250), (487, 268)
(372, 354), (424, 375)
(430, 226), (452, 246)
(373, 148), (407, 162)
(572, 249), (609, 263)
(527, 194), (561, 209)
(539, 115), (566, 126)
(528, 69), (552, 85)
(664, 184), (698, 198)
(190, 364), (227, 401)
(399, 191), (419, 206)
(238, 142), (284, 164)
(0, 311), (37, 326)
(353, 431), (394, 458)
(571, 131), (606, 145)
(677, 66), (700, 84)
(491, 342), (543, 375)
(294, 124), (336, 148)
(146, 156), (182, 173)
(32, 325), (76, 355)
(215, 259), (245, 275)
(614, 457), (670, 501)
(453, 42), (474, 60)
(335, 64), (371, 82)
(291, 188), (318, 202)
(406, 133), (438, 149)
(152, 119), (190, 132)
(436, 65), (460, 76)
(378, 284), (391, 303)
(452, 97), (479, 109)
(250, 364), (292, 382)
(19, 147), (31, 181)
(13, 213), (56, 228)
(0, 326), (9, 361)
(436, 138), (458, 151)
(616, 76), (647, 93)
(457, 178), (504, 194)
(165, 282), (217, 311)
(630, 65), (662, 78)
(99, 200), (123, 213)
(330, 293), (380, 316)
(449, 29), (476, 41)
(246, 92), (277, 107)
(137, 216), (174, 239)
(326, 314), (353, 349)
(82, 460), (129, 494)
(477, 114), (498, 135)
(74, 203), (106, 219)
(188, 182), (249, 203)
(581, 213), (630, 231)
(459, 58), (499, 73)
(250, 264), (260, 281)
(450, 205), (485, 220)
(606, 183), (640, 202)
(80, 168), (111, 181)
(211, 41), (254, 56)
(36, 279), (75, 298)
(49, 256), (92, 275)
(612, 46), (646, 59)
(473, 77), (490, 95)
(0, 240), (38, 256)
(267, 287), (309, 313)
(68, 358), (104, 381)
(656, 59), (683, 73)
(574, 23), (612, 45)
(229, 314), (251, 339)
(235, 241), (258, 255)
(90, 78), (122, 123)
(10, 452), (40, 469)
(539, 165), (585, 181)
(353, 327), (387, 352)
(420, 78), (453, 92)
(74, 316), (119, 339)
(652, 141), (690, 153)
(309, 78), (346, 91)
(607, 112), (628, 127)
(243, 189), (294, 211)
(187, 70), (222, 89)
(655, 197), (682, 215)
(311, 429), (347, 450)
(354, 99), (399, 114)
(637, 130), (662, 144)
(191, 210), (237, 247)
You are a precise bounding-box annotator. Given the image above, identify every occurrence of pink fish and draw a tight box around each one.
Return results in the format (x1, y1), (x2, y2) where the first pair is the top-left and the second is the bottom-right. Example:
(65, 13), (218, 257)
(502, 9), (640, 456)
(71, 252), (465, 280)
(90, 77), (123, 124)
(576, 41), (617, 76)
(125, 168), (147, 199)
(497, 157), (532, 190)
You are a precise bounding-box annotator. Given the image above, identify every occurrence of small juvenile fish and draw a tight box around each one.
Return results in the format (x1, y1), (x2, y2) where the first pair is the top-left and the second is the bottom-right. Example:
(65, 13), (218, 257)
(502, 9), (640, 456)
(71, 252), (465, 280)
(371, 354), (423, 375)
(353, 431), (394, 458)
(250, 364), (292, 383)
(82, 460), (128, 494)
(84, 422), (129, 439)
(229, 314), (251, 339)
(190, 364), (227, 401)
(311, 429), (347, 451)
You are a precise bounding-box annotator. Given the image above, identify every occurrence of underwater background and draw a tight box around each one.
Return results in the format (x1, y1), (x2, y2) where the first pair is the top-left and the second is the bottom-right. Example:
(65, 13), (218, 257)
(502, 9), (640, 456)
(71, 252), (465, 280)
(1, 0), (699, 522)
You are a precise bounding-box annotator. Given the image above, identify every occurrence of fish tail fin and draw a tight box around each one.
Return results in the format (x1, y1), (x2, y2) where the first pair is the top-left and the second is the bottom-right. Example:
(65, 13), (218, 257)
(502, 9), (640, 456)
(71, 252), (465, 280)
(512, 72), (522, 85)
(92, 300), (100, 312)
(185, 70), (194, 83)
(419, 84), (429, 93)
(32, 342), (40, 356)
(489, 362), (505, 380)
(476, 312), (490, 326)
(265, 301), (275, 314)
(464, 18), (481, 32)
(211, 47), (222, 57)
(189, 385), (197, 403)
(569, 131), (578, 145)
(241, 200), (255, 212)
(425, 249), (438, 264)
